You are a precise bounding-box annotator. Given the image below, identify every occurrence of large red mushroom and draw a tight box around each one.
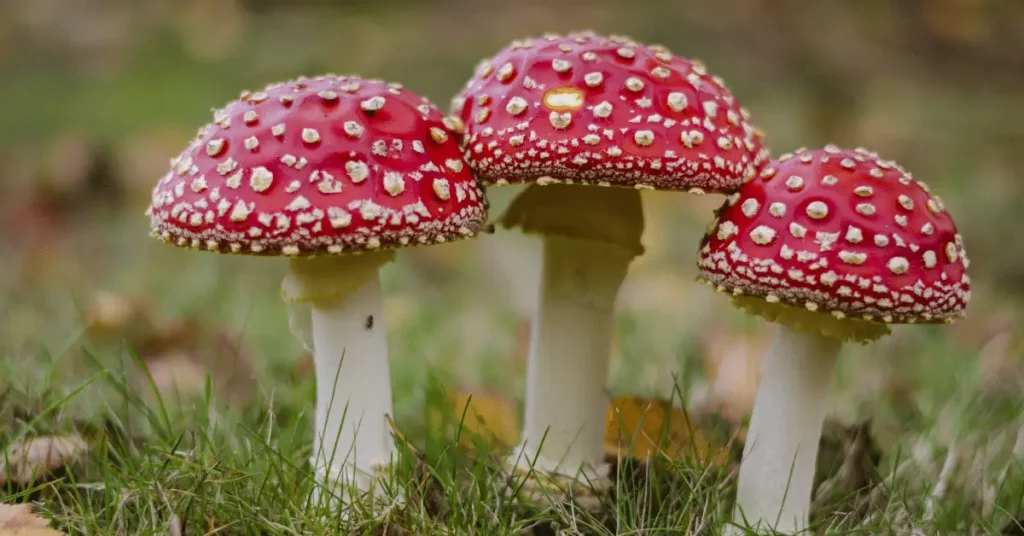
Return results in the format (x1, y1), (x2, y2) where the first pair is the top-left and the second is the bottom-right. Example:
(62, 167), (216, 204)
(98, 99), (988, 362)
(452, 31), (769, 495)
(147, 75), (487, 501)
(697, 145), (970, 533)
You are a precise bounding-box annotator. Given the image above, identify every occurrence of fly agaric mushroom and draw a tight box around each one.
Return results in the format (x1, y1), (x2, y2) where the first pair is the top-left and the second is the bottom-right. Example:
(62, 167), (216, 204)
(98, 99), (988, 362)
(146, 75), (487, 496)
(452, 31), (769, 492)
(697, 145), (970, 533)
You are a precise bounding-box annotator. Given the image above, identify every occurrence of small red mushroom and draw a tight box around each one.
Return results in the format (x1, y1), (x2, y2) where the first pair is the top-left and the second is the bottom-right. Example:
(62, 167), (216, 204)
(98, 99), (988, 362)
(697, 145), (970, 533)
(147, 75), (487, 498)
(451, 31), (769, 494)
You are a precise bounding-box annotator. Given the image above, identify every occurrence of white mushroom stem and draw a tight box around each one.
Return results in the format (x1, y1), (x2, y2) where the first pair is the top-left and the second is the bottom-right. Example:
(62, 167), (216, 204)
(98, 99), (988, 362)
(501, 184), (644, 480)
(732, 324), (842, 533)
(513, 235), (633, 476)
(282, 251), (397, 495)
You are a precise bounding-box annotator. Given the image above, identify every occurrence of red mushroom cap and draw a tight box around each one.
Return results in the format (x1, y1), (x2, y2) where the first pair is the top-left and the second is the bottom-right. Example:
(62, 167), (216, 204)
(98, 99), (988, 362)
(451, 31), (769, 193)
(697, 145), (970, 332)
(147, 75), (487, 256)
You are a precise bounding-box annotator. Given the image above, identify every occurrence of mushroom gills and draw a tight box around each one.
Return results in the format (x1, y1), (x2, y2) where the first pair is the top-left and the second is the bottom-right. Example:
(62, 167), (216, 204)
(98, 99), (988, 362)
(730, 295), (890, 343)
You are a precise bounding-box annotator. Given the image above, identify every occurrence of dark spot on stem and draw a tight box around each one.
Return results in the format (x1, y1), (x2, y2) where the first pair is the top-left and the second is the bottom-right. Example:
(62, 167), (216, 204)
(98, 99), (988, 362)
(365, 315), (374, 330)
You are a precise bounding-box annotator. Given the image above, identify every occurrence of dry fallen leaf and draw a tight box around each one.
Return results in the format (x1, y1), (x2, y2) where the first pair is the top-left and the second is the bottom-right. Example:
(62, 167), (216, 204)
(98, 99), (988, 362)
(142, 352), (212, 401)
(87, 292), (257, 408)
(139, 325), (257, 408)
(86, 290), (158, 349)
(604, 395), (731, 467)
(447, 390), (519, 449)
(437, 389), (736, 467)
(0, 436), (88, 487)
(0, 503), (64, 535)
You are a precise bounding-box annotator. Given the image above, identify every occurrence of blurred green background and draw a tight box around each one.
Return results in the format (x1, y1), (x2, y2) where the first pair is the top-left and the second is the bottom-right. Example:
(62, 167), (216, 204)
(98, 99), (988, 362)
(0, 0), (1022, 444)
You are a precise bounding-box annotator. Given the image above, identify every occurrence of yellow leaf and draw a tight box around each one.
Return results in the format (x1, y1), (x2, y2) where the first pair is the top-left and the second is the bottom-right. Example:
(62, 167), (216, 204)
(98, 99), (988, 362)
(448, 390), (519, 449)
(0, 503), (65, 535)
(604, 396), (729, 467)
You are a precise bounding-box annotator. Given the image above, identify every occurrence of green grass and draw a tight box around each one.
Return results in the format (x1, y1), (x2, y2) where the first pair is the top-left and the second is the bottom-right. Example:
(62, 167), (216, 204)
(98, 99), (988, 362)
(2, 344), (1022, 534)
(1, 214), (1022, 534)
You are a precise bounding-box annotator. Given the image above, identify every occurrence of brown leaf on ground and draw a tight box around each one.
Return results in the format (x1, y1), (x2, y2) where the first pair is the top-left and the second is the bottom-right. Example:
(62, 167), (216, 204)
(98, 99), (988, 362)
(0, 503), (65, 535)
(604, 396), (733, 468)
(139, 325), (257, 408)
(0, 436), (88, 487)
(85, 290), (158, 349)
(85, 291), (258, 408)
(447, 390), (519, 449)
(142, 352), (211, 400)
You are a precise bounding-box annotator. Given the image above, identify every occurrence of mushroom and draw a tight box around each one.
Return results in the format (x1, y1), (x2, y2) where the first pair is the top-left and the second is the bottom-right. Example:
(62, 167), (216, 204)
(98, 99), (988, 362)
(146, 75), (487, 497)
(696, 145), (971, 533)
(451, 32), (769, 492)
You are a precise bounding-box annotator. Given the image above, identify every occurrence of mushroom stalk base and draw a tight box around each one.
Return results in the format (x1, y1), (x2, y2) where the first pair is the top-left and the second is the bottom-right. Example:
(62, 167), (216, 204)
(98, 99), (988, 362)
(511, 235), (633, 483)
(731, 325), (841, 534)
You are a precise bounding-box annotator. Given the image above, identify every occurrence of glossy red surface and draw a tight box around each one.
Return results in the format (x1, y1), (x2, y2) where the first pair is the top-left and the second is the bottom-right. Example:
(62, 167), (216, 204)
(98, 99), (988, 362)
(147, 75), (487, 256)
(697, 146), (970, 323)
(452, 32), (769, 193)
